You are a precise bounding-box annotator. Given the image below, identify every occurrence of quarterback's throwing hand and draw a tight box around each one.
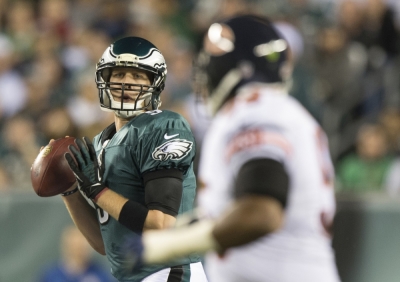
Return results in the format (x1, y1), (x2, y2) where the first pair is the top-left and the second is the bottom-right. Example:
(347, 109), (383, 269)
(65, 137), (106, 200)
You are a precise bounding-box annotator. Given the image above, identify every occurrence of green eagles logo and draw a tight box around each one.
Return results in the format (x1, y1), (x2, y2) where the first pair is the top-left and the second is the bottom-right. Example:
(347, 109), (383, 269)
(152, 139), (193, 161)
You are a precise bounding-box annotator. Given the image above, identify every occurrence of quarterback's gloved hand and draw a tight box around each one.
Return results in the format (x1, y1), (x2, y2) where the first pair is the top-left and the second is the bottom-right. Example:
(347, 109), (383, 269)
(122, 233), (145, 272)
(65, 137), (106, 200)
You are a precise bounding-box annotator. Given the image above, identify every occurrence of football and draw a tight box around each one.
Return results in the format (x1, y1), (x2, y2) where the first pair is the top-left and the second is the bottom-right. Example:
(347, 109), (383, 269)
(31, 136), (79, 197)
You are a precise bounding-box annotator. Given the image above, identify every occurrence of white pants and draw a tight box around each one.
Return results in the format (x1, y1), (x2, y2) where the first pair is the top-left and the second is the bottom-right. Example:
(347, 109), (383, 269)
(142, 262), (208, 282)
(205, 252), (341, 282)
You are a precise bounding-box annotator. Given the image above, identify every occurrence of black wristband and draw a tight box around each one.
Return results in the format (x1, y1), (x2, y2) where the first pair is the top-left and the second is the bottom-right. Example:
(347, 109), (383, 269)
(60, 187), (79, 197)
(118, 200), (149, 234)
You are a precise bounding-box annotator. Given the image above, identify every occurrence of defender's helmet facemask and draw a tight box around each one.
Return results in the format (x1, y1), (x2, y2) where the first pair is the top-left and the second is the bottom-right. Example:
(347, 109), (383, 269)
(96, 37), (167, 118)
(194, 15), (289, 115)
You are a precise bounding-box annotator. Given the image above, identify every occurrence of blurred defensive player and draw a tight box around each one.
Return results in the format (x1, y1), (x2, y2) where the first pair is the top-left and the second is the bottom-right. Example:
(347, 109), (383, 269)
(123, 15), (342, 282)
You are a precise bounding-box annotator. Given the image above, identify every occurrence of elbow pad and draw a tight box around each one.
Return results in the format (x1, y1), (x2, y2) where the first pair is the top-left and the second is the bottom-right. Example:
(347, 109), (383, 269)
(143, 169), (183, 217)
(234, 158), (289, 208)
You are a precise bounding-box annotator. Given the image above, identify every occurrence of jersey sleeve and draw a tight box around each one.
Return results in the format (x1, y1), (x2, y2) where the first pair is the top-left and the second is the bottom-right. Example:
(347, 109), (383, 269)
(134, 114), (196, 175)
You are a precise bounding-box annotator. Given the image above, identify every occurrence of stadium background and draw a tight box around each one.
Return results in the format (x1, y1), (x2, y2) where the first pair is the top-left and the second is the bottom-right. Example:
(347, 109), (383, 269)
(1, 0), (400, 281)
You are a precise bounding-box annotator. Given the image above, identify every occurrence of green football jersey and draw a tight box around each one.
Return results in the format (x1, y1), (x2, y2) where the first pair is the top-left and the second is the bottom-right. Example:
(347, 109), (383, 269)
(92, 110), (200, 281)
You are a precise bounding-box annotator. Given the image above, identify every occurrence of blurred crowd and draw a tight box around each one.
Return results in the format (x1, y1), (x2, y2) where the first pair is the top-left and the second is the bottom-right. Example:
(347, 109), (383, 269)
(0, 0), (400, 195)
(36, 225), (116, 282)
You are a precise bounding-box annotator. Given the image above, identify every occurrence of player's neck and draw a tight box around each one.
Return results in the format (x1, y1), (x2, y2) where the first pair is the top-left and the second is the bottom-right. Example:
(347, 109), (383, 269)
(115, 116), (131, 132)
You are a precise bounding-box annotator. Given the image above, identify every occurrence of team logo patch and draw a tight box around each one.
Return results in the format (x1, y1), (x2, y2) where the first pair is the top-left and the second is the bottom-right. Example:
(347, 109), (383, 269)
(152, 139), (193, 161)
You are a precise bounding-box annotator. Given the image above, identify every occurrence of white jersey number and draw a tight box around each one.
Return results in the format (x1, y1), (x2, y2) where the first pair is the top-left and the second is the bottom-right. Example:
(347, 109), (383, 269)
(97, 208), (110, 224)
(146, 110), (162, 115)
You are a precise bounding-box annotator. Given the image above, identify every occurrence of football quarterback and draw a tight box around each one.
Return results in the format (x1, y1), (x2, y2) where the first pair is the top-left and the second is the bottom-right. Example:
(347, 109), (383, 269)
(59, 36), (208, 282)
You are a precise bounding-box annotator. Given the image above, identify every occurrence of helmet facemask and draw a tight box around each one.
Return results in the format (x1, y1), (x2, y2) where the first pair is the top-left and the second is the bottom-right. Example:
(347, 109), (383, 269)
(96, 66), (163, 119)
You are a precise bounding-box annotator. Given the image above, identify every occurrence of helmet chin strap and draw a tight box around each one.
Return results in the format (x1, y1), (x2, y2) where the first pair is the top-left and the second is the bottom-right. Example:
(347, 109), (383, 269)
(102, 89), (154, 118)
(99, 105), (145, 118)
(115, 109), (144, 119)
